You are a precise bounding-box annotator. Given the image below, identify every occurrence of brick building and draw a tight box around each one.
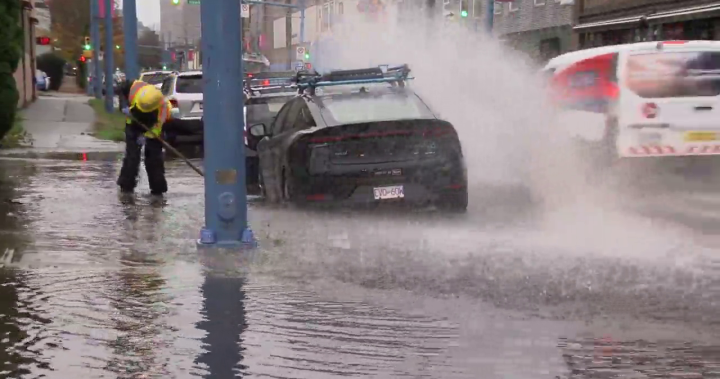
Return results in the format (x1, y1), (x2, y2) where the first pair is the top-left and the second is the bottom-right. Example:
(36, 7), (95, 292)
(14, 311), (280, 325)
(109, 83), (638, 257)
(575, 0), (720, 49)
(492, 0), (575, 63)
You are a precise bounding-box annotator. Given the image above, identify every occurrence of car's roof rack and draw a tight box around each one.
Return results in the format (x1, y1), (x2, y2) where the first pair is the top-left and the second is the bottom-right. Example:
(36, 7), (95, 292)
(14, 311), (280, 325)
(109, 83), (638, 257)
(293, 65), (412, 94)
(243, 73), (299, 98)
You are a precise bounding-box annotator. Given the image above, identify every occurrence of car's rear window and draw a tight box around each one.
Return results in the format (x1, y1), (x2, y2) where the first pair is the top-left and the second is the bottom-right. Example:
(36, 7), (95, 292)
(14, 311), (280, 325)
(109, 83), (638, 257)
(625, 51), (720, 98)
(141, 73), (170, 85)
(176, 75), (202, 93)
(319, 93), (434, 124)
(245, 97), (290, 125)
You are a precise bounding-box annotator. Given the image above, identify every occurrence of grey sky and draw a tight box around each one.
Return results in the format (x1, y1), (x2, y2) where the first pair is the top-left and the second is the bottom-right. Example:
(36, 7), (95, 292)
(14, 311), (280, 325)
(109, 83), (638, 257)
(118, 0), (161, 30)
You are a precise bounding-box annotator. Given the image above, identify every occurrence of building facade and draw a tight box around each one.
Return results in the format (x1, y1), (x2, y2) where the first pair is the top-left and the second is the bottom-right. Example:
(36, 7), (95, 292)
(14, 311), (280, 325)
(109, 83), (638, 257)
(575, 0), (720, 49)
(491, 0), (575, 63)
(158, 0), (201, 48)
(14, 0), (38, 108)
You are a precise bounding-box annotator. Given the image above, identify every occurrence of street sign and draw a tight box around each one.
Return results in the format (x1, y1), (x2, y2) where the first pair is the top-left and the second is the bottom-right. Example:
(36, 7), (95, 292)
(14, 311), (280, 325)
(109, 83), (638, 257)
(296, 46), (306, 61)
(241, 4), (250, 18)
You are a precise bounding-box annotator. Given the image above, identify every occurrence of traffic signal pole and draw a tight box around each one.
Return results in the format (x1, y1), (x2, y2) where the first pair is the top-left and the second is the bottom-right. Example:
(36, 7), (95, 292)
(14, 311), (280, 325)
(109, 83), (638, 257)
(91, 0), (102, 99)
(123, 0), (139, 81)
(197, 0), (255, 248)
(487, 0), (494, 33)
(103, 0), (114, 112)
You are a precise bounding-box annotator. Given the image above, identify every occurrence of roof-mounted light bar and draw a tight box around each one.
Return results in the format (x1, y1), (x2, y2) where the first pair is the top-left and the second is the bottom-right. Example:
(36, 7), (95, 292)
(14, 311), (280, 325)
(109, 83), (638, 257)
(293, 65), (413, 93)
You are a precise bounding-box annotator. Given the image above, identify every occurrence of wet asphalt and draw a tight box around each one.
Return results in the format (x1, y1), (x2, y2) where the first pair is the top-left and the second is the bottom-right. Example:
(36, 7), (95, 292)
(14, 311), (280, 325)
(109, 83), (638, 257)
(0, 147), (718, 378)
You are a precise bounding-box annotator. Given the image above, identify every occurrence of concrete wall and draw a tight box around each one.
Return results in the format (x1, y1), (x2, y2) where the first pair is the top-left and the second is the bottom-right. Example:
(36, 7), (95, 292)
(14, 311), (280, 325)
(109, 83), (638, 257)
(14, 2), (37, 109)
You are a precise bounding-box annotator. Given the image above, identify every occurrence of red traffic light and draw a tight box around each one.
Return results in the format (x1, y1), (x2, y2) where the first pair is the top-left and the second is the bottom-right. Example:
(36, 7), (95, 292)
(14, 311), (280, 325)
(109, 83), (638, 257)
(36, 36), (51, 45)
(79, 56), (86, 62)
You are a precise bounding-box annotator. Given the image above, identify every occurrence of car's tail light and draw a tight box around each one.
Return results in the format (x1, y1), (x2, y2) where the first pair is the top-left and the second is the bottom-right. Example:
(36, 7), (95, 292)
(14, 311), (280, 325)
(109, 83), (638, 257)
(262, 80), (270, 86)
(642, 102), (658, 119)
(169, 99), (179, 108)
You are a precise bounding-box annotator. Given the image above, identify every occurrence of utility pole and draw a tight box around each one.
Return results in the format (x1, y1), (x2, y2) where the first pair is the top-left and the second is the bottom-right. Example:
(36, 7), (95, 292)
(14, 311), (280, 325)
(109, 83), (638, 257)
(487, 0), (494, 34)
(103, 0), (114, 113)
(198, 0), (255, 248)
(285, 0), (292, 69)
(123, 0), (139, 81)
(91, 0), (102, 99)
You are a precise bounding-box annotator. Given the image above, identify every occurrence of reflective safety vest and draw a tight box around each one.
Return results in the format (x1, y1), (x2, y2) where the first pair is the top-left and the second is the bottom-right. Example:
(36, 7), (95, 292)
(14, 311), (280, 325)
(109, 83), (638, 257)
(125, 80), (172, 138)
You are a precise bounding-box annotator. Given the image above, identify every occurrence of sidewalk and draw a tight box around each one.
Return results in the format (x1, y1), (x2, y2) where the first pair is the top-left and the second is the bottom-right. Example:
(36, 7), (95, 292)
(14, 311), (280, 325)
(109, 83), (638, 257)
(1, 94), (123, 157)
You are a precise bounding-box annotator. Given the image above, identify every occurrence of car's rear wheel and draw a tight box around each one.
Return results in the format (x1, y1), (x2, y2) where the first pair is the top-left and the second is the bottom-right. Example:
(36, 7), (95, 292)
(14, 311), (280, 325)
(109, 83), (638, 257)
(437, 188), (468, 213)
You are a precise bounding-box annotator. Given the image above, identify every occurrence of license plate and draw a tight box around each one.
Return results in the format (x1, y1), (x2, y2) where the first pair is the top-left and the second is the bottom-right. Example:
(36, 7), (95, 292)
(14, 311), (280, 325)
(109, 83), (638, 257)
(684, 131), (717, 142)
(373, 185), (404, 200)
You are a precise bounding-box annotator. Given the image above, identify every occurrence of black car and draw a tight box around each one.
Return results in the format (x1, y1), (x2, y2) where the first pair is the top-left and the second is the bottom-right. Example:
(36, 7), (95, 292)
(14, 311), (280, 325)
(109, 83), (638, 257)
(247, 65), (468, 211)
(243, 75), (298, 189)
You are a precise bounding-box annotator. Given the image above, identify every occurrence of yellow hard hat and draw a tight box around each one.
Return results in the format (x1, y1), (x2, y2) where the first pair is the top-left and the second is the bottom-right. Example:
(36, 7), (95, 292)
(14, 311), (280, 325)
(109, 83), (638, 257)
(134, 85), (164, 113)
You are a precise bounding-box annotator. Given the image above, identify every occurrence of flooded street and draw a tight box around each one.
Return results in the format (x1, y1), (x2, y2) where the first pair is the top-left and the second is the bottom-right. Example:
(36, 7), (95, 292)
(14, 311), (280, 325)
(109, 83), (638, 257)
(0, 155), (718, 378)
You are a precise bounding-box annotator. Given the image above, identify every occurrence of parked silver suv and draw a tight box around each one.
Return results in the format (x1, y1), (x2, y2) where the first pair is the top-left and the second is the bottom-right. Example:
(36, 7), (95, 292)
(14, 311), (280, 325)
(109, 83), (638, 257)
(160, 71), (203, 120)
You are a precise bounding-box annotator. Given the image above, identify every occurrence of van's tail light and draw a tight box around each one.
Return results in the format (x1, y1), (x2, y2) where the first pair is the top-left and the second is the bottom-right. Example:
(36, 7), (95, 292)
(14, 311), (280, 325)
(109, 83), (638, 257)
(642, 103), (658, 119)
(169, 99), (179, 108)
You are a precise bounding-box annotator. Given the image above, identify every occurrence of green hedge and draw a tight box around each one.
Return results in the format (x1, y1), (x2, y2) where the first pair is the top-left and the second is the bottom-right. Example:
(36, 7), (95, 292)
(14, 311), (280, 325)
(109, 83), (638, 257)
(37, 53), (66, 91)
(0, 0), (23, 141)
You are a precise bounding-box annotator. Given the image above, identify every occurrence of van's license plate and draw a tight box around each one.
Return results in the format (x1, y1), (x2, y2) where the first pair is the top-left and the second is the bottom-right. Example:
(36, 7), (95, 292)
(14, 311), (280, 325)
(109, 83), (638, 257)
(373, 185), (404, 200)
(685, 131), (717, 142)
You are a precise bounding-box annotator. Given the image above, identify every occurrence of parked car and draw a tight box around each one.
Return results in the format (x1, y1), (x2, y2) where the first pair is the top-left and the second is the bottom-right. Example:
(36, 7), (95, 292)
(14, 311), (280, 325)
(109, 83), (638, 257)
(248, 65), (468, 211)
(35, 70), (50, 91)
(160, 71), (204, 146)
(139, 70), (175, 89)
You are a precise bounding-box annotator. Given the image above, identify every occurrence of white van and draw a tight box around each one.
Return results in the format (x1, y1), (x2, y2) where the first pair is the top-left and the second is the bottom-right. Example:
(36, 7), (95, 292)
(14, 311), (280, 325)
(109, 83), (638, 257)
(544, 40), (720, 158)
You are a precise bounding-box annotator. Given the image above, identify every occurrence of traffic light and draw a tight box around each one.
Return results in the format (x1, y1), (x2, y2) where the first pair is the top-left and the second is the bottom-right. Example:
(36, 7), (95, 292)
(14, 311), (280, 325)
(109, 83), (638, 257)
(80, 56), (86, 63)
(460, 0), (468, 17)
(172, 0), (179, 4)
(36, 36), (51, 45)
(115, 45), (120, 49)
(83, 36), (91, 50)
(304, 50), (310, 60)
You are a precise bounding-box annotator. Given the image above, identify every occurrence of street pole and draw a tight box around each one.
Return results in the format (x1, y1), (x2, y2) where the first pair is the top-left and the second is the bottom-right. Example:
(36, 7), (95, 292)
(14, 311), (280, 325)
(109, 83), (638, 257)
(91, 0), (102, 99)
(300, 0), (305, 43)
(198, 0), (255, 248)
(487, 0), (494, 34)
(123, 0), (139, 81)
(103, 0), (114, 113)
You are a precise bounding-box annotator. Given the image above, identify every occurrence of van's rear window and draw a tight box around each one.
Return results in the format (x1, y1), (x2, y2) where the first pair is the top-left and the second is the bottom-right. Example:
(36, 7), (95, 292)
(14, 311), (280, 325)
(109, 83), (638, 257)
(625, 52), (720, 98)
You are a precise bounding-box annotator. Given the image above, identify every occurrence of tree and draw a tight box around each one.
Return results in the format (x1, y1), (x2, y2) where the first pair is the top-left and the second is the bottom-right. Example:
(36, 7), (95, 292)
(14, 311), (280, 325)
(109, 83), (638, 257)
(49, 0), (123, 64)
(0, 0), (23, 141)
(138, 28), (162, 69)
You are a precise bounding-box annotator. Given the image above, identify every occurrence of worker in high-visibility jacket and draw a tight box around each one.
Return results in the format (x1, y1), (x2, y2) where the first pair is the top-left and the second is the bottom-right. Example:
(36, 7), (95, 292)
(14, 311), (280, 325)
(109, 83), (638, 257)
(116, 79), (179, 195)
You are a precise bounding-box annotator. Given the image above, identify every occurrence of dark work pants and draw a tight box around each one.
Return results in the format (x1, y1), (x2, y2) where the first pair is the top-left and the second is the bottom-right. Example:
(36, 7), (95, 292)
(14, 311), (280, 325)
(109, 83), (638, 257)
(117, 129), (168, 194)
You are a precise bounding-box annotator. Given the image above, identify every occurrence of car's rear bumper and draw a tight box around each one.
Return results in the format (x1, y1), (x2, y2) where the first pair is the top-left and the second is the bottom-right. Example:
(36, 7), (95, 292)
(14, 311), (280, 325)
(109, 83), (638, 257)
(289, 160), (467, 206)
(618, 128), (720, 158)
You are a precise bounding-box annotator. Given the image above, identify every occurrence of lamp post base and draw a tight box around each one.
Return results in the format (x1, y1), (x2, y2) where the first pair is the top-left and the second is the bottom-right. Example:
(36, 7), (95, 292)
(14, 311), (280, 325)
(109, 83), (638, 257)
(196, 227), (258, 250)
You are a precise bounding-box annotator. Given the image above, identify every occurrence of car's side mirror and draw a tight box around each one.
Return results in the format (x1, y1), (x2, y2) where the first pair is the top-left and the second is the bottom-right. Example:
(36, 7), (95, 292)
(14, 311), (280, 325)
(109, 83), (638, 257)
(249, 123), (267, 137)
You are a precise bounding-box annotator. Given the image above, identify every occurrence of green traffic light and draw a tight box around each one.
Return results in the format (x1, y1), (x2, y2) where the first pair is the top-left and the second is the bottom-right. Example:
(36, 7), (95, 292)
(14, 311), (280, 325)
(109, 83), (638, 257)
(304, 53), (310, 60)
(83, 44), (91, 50)
(116, 45), (120, 49)
(460, 10), (468, 17)
(172, 0), (179, 4)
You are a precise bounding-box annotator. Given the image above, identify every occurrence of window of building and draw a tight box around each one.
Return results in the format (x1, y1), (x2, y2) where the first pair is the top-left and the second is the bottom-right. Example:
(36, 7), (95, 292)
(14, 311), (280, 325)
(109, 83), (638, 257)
(472, 0), (483, 17)
(494, 1), (502, 14)
(338, 1), (344, 15)
(509, 1), (519, 12)
(535, 0), (546, 5)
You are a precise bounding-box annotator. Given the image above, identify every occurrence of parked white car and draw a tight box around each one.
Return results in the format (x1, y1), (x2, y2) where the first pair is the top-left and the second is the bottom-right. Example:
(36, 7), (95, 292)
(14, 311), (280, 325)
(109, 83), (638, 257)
(35, 70), (50, 91)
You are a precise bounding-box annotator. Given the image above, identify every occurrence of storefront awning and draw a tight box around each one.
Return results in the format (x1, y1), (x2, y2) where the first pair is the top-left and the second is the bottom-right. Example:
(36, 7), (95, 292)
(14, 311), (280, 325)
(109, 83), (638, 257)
(575, 2), (720, 31)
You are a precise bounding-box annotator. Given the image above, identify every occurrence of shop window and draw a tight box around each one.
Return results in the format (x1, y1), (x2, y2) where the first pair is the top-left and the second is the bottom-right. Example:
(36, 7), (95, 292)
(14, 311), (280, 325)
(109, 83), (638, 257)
(539, 37), (561, 61)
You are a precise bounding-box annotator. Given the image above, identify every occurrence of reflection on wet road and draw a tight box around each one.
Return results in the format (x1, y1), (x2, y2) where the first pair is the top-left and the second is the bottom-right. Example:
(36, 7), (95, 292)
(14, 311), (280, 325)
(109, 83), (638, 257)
(0, 156), (718, 378)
